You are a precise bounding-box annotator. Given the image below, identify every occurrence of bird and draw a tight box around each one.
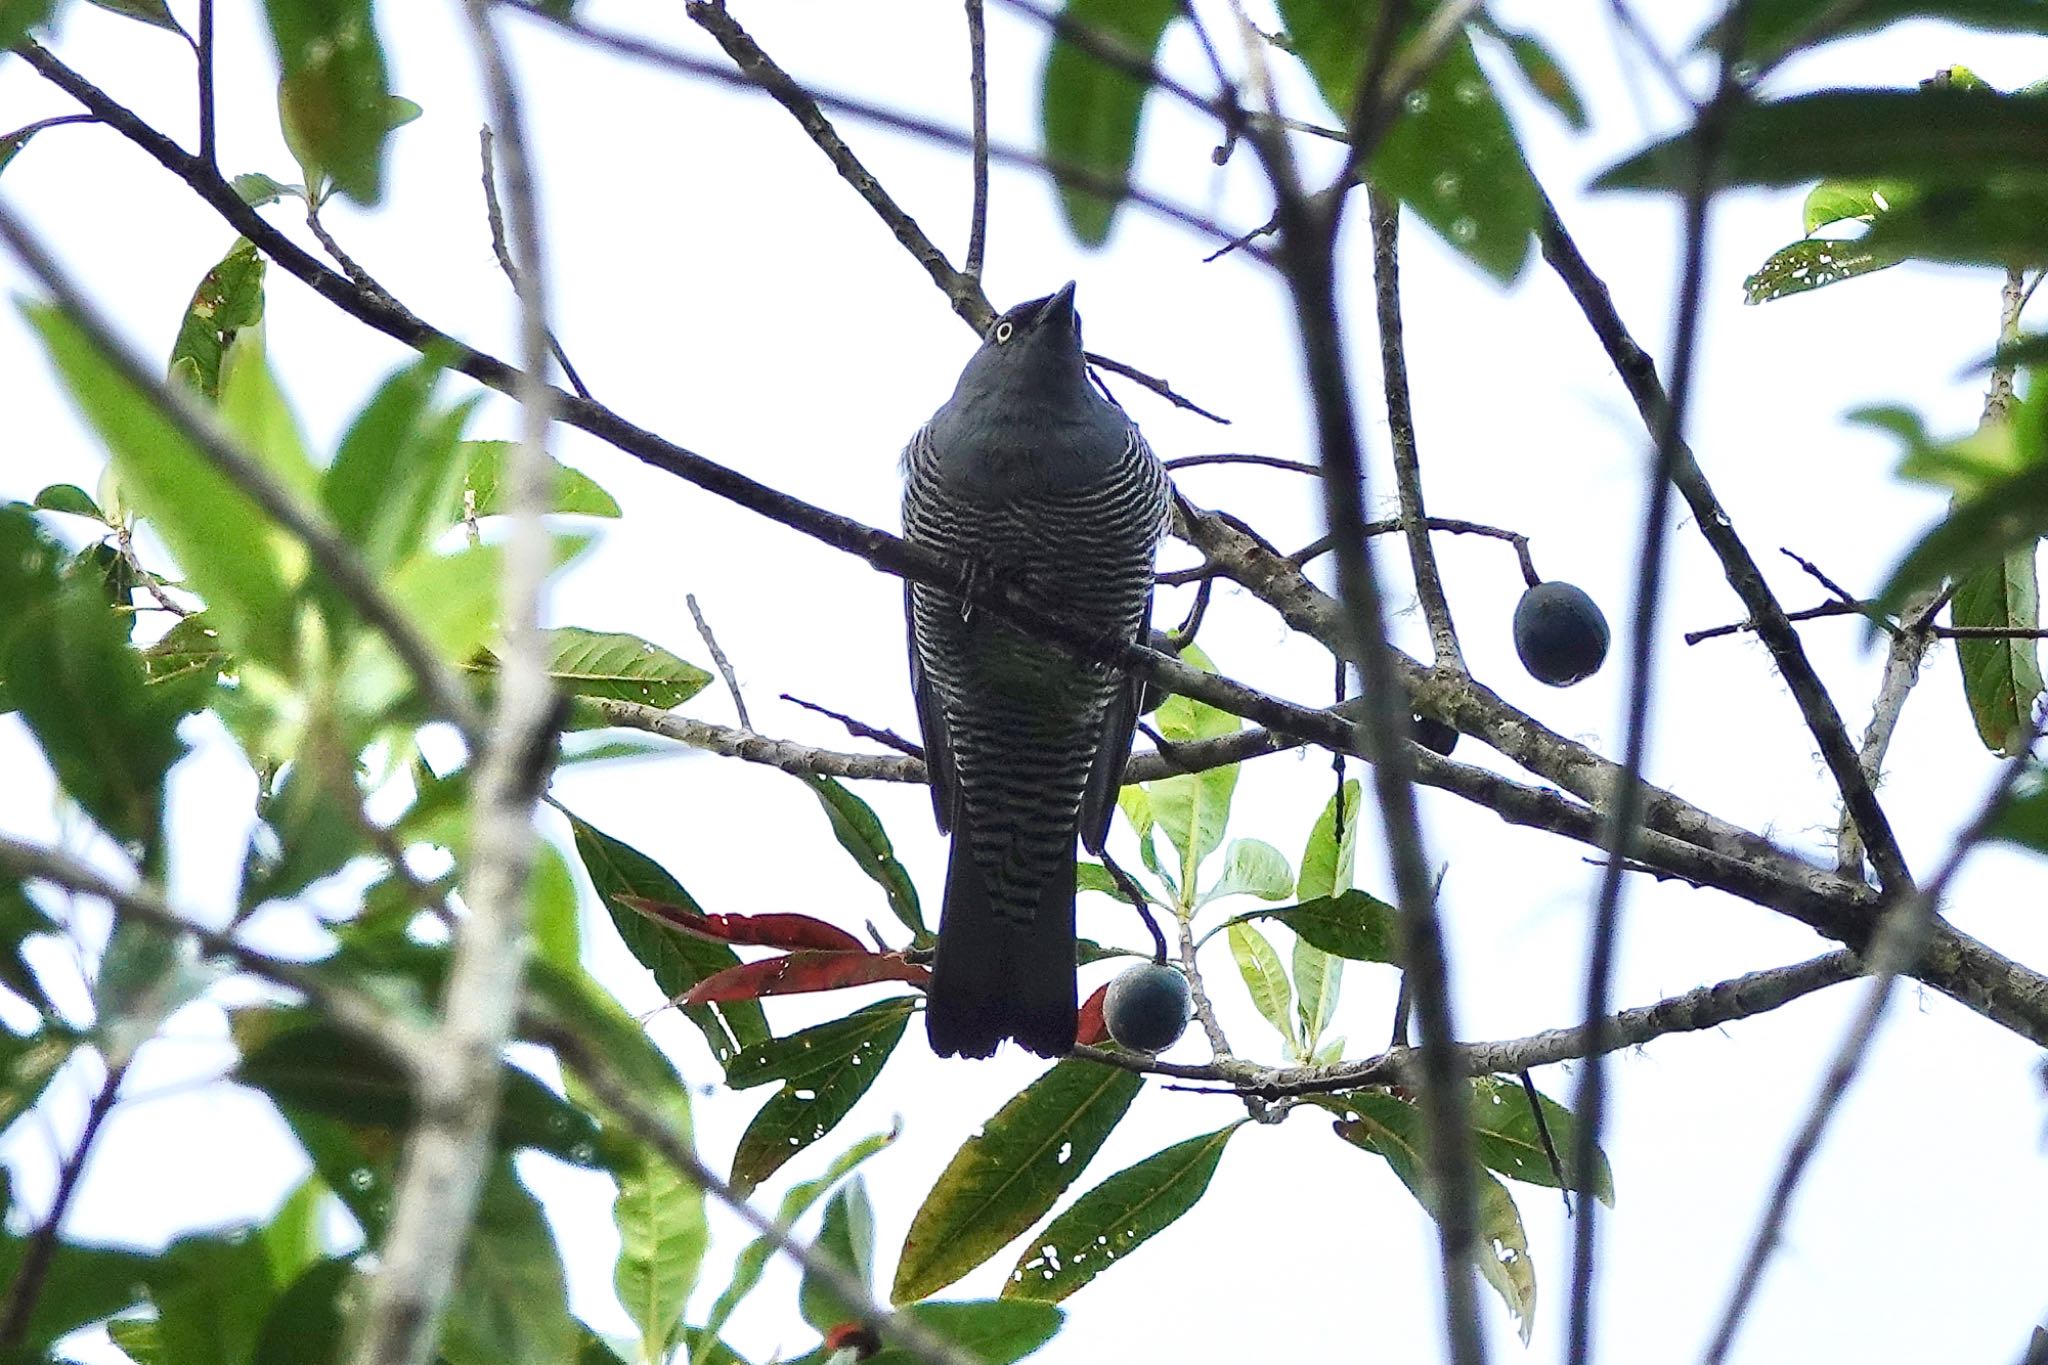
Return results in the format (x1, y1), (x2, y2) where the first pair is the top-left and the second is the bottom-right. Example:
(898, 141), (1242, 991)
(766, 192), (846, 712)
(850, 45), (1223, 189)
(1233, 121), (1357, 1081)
(901, 282), (1171, 1058)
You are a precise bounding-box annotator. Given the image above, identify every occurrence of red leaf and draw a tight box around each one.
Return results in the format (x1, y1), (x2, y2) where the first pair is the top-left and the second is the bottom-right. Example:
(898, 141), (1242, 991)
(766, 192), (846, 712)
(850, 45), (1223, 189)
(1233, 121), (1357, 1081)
(1076, 982), (1110, 1046)
(681, 950), (931, 1005)
(617, 896), (864, 952)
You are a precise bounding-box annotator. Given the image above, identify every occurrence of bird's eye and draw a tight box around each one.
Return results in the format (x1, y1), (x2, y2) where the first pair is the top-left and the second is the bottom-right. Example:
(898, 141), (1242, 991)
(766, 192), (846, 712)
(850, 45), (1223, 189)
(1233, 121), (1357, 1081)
(994, 321), (1014, 343)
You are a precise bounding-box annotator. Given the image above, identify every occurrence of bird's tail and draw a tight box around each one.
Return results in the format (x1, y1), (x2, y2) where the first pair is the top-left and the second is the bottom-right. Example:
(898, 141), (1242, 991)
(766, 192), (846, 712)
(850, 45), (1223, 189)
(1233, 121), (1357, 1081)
(925, 827), (1077, 1059)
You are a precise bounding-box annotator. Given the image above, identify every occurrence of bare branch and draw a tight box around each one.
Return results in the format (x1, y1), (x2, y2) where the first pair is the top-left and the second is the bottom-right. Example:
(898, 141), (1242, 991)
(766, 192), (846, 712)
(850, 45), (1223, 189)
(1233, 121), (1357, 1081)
(1368, 187), (1462, 670)
(687, 593), (752, 733)
(1076, 949), (1864, 1095)
(348, 6), (562, 1362)
(963, 0), (990, 281)
(0, 1060), (126, 1352)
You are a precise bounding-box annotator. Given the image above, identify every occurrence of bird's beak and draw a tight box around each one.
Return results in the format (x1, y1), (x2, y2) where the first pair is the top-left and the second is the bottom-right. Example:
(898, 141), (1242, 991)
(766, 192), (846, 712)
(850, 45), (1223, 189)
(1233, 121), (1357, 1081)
(1041, 280), (1078, 329)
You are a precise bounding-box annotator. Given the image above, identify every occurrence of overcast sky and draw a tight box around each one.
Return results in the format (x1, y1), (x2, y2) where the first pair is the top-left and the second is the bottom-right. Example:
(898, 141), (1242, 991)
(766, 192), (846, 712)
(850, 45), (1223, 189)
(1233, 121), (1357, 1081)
(4, 2), (2047, 1362)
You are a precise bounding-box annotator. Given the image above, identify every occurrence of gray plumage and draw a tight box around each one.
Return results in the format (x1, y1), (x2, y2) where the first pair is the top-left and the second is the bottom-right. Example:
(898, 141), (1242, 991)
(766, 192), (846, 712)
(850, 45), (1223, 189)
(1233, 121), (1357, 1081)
(902, 282), (1171, 1058)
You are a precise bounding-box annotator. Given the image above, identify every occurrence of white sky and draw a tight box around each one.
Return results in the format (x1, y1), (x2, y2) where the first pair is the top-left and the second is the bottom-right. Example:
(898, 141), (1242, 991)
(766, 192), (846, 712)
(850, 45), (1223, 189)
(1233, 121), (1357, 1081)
(4, 2), (2048, 1362)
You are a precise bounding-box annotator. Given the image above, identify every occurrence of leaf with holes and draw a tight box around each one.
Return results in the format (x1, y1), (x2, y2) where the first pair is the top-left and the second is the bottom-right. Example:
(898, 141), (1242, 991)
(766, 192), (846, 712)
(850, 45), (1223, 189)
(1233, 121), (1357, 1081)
(727, 1000), (911, 1197)
(167, 237), (266, 400)
(1327, 1091), (1538, 1341)
(1744, 237), (1902, 304)
(1279, 0), (1540, 281)
(1004, 1122), (1244, 1303)
(453, 440), (622, 519)
(893, 1059), (1143, 1303)
(1470, 1075), (1613, 1205)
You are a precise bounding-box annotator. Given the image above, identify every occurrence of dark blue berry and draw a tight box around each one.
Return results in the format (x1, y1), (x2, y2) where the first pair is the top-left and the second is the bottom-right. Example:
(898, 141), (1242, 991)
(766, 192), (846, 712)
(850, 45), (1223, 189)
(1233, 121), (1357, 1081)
(1513, 582), (1609, 687)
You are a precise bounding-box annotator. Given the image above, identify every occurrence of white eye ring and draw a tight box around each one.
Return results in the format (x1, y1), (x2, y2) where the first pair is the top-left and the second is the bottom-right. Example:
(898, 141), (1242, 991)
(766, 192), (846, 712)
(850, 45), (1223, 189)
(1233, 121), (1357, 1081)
(994, 321), (1014, 343)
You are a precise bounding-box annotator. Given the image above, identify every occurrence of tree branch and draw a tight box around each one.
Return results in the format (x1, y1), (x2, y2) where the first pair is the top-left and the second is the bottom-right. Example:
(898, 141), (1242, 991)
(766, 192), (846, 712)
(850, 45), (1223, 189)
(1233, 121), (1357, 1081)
(348, 7), (561, 1361)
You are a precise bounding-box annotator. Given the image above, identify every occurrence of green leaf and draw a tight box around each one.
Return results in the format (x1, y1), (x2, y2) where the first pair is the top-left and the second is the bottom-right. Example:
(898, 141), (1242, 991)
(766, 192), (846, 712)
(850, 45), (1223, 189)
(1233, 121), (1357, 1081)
(149, 1230), (278, 1365)
(441, 1161), (581, 1365)
(232, 172), (304, 207)
(1804, 178), (1916, 231)
(1225, 922), (1293, 1042)
(0, 1235), (151, 1354)
(453, 440), (622, 519)
(1239, 890), (1400, 962)
(1292, 937), (1342, 1052)
(1279, 0), (1539, 281)
(1952, 549), (2045, 756)
(476, 627), (711, 709)
(893, 1059), (1143, 1304)
(0, 1025), (78, 1136)
(0, 878), (59, 1015)
(1004, 1123), (1244, 1303)
(0, 0), (58, 54)
(799, 1174), (877, 1332)
(1038, 0), (1178, 246)
(1470, 1075), (1614, 1206)
(322, 359), (473, 574)
(259, 1174), (329, 1288)
(85, 0), (184, 31)
(167, 238), (267, 402)
(1743, 237), (1902, 304)
(1145, 644), (1239, 893)
(565, 810), (769, 1067)
(803, 775), (929, 940)
(0, 505), (196, 853)
(871, 1301), (1063, 1365)
(269, 0), (395, 204)
(1875, 467), (2048, 622)
(33, 483), (101, 519)
(109, 1314), (162, 1363)
(1197, 837), (1294, 906)
(218, 331), (318, 505)
(609, 1072), (709, 1365)
(1298, 778), (1360, 901)
(252, 1257), (352, 1365)
(695, 1131), (895, 1365)
(234, 1014), (605, 1167)
(1597, 86), (2048, 193)
(1328, 1091), (1537, 1342)
(24, 302), (301, 667)
(1703, 0), (2048, 66)
(1993, 764), (2048, 853)
(1476, 18), (1586, 131)
(727, 1000), (911, 1197)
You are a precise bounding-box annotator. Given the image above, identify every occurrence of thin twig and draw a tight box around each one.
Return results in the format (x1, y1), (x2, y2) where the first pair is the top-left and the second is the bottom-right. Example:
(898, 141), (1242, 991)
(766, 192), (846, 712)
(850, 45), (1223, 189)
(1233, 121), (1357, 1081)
(1368, 186), (1462, 670)
(0, 1060), (125, 1352)
(1166, 452), (1323, 476)
(963, 0), (989, 281)
(1568, 14), (1754, 1359)
(195, 0), (215, 169)
(0, 834), (432, 1067)
(779, 694), (923, 758)
(479, 126), (592, 401)
(1074, 949), (1866, 1095)
(1701, 708), (2048, 1365)
(687, 593), (752, 732)
(1538, 193), (1911, 896)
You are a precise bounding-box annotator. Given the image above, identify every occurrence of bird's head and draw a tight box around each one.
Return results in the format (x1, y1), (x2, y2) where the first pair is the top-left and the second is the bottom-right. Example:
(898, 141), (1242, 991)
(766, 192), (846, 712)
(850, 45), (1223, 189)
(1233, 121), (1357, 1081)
(948, 282), (1091, 408)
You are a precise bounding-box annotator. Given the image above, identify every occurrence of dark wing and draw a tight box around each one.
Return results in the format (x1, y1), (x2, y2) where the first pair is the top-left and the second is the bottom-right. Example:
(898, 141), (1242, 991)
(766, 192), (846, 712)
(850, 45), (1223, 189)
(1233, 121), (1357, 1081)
(906, 582), (958, 832)
(1079, 588), (1152, 854)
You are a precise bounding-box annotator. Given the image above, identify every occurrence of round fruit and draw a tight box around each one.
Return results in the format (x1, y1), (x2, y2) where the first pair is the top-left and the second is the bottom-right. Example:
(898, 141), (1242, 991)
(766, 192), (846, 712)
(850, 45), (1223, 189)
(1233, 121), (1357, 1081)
(1103, 961), (1193, 1053)
(1411, 713), (1458, 756)
(1512, 581), (1609, 687)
